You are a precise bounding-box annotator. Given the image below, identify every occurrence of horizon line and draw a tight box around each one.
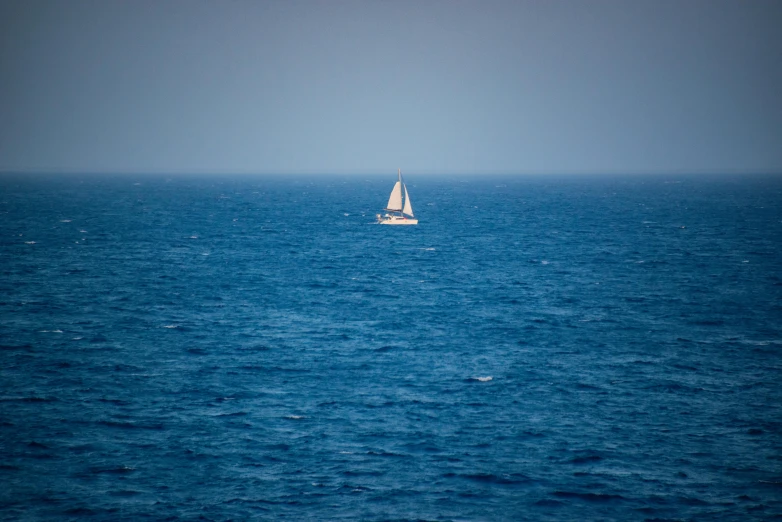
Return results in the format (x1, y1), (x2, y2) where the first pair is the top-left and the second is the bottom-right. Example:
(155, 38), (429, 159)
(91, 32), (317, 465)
(2, 168), (781, 177)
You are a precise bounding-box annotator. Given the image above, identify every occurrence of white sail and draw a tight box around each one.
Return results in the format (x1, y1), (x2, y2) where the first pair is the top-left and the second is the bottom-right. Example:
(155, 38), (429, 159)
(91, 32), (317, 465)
(403, 184), (414, 217)
(386, 181), (402, 210)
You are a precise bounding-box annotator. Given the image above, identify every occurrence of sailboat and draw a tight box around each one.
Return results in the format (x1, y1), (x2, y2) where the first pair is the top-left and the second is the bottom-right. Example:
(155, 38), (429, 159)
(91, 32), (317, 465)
(377, 169), (418, 225)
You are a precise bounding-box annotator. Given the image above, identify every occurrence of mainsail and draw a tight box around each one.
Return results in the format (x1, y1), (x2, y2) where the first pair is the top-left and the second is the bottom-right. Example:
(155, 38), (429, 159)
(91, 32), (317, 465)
(386, 182), (403, 211)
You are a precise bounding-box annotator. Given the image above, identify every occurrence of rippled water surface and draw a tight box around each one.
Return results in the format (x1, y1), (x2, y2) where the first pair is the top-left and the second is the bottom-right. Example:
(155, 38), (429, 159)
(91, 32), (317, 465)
(1, 174), (781, 520)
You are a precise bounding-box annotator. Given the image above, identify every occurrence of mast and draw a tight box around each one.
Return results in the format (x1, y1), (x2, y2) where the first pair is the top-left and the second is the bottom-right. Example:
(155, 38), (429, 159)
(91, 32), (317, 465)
(396, 168), (403, 215)
(399, 168), (404, 215)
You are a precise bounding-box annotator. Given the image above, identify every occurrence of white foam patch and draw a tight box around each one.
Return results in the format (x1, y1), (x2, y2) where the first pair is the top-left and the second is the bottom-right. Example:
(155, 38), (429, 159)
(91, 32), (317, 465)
(25, 241), (36, 244)
(163, 325), (178, 329)
(60, 219), (71, 223)
(285, 415), (304, 419)
(473, 376), (493, 382)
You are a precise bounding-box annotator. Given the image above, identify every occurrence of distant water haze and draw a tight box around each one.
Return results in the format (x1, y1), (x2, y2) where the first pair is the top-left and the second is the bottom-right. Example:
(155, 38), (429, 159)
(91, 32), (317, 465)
(1, 0), (781, 175)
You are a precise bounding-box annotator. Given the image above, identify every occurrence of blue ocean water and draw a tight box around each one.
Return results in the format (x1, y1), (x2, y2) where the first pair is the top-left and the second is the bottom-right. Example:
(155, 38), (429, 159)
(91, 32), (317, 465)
(1, 173), (781, 521)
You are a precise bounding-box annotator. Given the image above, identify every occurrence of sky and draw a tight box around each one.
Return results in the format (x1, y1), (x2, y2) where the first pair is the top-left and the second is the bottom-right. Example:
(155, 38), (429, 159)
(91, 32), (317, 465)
(1, 0), (781, 175)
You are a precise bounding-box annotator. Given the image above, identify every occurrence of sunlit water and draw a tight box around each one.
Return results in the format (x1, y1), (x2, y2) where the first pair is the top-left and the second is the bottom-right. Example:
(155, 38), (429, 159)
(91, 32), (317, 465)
(1, 174), (781, 520)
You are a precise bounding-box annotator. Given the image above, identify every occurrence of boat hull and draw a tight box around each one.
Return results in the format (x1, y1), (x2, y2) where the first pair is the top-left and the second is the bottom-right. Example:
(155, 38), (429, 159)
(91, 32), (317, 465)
(379, 220), (418, 225)
(378, 215), (418, 225)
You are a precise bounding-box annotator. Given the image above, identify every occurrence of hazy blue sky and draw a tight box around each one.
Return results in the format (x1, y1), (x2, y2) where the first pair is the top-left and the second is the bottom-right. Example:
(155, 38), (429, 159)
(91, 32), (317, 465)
(1, 0), (781, 175)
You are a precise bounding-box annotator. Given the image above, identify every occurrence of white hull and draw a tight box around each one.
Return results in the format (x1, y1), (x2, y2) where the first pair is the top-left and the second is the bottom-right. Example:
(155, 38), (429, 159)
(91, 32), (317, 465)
(378, 215), (418, 225)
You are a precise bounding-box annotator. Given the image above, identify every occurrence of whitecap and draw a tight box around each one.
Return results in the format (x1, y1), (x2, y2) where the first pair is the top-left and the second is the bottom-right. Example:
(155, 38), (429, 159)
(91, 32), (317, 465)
(189, 236), (198, 239)
(60, 219), (71, 223)
(473, 376), (493, 382)
(79, 230), (87, 233)
(541, 260), (549, 265)
(163, 325), (178, 329)
(343, 213), (350, 216)
(742, 260), (749, 263)
(25, 241), (36, 244)
(285, 415), (304, 419)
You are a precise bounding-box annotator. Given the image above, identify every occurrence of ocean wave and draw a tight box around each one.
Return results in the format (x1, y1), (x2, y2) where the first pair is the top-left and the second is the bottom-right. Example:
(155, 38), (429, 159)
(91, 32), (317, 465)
(444, 472), (533, 485)
(552, 490), (625, 502)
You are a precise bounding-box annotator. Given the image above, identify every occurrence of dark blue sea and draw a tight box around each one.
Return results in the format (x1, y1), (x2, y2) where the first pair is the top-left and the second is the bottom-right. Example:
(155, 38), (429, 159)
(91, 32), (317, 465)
(1, 173), (781, 521)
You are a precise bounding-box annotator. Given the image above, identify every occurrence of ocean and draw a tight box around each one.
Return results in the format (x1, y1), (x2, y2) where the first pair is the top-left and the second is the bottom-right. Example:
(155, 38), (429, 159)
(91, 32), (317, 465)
(1, 173), (781, 520)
